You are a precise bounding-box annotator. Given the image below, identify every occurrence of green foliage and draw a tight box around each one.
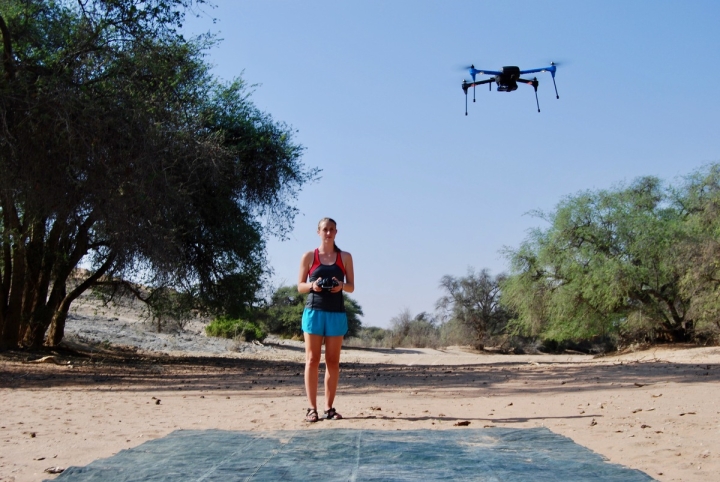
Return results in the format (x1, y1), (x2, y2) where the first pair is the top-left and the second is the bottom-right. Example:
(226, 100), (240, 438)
(205, 317), (266, 342)
(0, 1), (315, 347)
(261, 286), (307, 337)
(360, 326), (390, 344)
(674, 164), (720, 340)
(343, 295), (364, 338)
(502, 176), (693, 343)
(145, 286), (195, 333)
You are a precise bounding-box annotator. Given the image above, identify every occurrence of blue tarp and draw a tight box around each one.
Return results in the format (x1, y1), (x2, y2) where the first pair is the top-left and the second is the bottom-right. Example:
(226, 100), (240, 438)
(51, 428), (655, 481)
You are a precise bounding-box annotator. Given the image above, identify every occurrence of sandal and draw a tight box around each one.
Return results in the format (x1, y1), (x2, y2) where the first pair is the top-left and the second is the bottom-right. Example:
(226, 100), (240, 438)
(324, 408), (342, 420)
(305, 408), (319, 423)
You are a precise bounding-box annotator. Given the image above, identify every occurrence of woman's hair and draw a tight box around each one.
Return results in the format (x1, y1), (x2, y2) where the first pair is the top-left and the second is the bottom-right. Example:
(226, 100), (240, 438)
(318, 217), (341, 252)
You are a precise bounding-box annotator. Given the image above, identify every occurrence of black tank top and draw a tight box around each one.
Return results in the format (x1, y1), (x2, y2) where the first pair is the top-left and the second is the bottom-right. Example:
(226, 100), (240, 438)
(305, 249), (346, 313)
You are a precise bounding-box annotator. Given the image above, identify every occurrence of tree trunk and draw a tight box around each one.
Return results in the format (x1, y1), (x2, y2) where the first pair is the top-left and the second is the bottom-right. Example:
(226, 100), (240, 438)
(47, 283), (71, 347)
(23, 220), (47, 322)
(1, 244), (27, 348)
(0, 224), (11, 336)
(474, 331), (485, 351)
(45, 253), (115, 347)
(23, 320), (49, 348)
(47, 308), (69, 347)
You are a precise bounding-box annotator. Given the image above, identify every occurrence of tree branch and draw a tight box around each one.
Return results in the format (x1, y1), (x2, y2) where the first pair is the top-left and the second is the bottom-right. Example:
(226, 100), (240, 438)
(65, 252), (117, 303)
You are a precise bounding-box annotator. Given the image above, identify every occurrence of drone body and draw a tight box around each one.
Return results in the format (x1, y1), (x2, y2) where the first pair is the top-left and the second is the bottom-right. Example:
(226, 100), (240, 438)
(461, 63), (560, 114)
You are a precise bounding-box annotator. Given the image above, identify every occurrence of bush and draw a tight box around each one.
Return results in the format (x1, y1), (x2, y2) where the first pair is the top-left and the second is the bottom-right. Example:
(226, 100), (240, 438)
(205, 317), (266, 342)
(344, 326), (393, 348)
(538, 335), (617, 354)
(390, 310), (440, 349)
(439, 318), (475, 347)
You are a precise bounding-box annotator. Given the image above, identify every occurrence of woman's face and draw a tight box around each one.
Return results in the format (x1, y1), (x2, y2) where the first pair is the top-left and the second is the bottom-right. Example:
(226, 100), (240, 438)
(317, 221), (337, 243)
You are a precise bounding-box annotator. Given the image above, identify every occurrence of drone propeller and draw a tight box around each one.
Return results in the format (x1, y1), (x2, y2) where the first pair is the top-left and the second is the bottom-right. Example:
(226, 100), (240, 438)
(458, 64), (503, 82)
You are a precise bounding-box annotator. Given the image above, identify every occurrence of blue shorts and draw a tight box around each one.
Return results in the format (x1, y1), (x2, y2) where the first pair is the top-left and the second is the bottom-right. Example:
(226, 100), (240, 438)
(302, 308), (348, 337)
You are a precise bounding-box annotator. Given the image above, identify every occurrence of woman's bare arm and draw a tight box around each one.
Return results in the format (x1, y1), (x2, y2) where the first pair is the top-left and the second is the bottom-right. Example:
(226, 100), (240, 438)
(298, 251), (316, 293)
(340, 251), (354, 293)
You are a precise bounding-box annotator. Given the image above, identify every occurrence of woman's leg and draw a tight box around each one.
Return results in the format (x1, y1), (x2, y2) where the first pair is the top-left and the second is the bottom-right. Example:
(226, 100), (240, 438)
(304, 333), (324, 410)
(323, 335), (344, 410)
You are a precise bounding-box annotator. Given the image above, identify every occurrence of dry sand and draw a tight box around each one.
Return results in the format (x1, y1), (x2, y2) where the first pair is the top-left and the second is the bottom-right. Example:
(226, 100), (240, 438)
(1, 338), (719, 481)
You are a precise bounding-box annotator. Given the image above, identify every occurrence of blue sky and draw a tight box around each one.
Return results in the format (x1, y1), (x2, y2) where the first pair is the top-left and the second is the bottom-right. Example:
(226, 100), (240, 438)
(184, 1), (720, 328)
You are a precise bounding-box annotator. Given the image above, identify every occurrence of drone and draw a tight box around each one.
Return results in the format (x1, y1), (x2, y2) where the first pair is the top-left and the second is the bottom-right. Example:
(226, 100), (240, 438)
(461, 63), (560, 114)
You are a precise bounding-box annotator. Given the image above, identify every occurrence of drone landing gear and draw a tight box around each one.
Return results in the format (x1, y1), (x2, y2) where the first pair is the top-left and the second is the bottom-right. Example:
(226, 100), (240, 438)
(461, 78), (494, 115)
(462, 80), (468, 115)
(520, 77), (541, 112)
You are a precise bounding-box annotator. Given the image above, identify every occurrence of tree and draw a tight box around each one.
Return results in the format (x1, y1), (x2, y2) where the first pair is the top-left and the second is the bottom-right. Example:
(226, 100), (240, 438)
(436, 269), (511, 350)
(675, 164), (720, 338)
(343, 295), (364, 338)
(388, 309), (439, 348)
(502, 177), (691, 343)
(262, 285), (363, 338)
(261, 286), (307, 337)
(0, 0), (316, 348)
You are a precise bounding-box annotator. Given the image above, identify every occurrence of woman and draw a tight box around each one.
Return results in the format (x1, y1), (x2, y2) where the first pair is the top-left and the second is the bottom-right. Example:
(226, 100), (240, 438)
(297, 217), (354, 422)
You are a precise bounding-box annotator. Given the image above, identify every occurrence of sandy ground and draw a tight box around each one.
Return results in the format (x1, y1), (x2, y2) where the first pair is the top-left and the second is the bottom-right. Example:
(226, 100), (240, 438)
(1, 333), (720, 481)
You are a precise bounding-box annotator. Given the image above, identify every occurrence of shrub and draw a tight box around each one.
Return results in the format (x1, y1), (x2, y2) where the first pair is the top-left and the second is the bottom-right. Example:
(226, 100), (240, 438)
(439, 318), (475, 347)
(390, 310), (440, 349)
(344, 326), (393, 348)
(205, 317), (266, 342)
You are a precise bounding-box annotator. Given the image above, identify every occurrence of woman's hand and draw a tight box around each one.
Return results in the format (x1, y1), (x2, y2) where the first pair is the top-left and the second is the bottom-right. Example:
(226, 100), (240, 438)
(329, 277), (343, 293)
